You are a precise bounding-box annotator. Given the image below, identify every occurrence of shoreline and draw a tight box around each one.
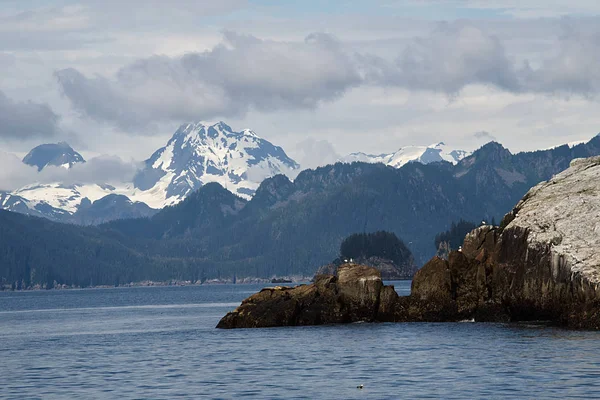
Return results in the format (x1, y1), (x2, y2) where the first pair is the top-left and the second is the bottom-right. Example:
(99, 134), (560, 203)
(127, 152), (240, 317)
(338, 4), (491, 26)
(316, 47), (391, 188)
(0, 277), (314, 292)
(0, 276), (410, 293)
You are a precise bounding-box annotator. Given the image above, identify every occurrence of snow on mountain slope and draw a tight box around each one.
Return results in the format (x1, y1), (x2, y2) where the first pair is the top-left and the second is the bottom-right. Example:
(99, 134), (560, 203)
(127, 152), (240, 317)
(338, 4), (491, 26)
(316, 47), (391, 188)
(12, 183), (117, 214)
(341, 142), (470, 168)
(0, 191), (70, 220)
(129, 121), (300, 207)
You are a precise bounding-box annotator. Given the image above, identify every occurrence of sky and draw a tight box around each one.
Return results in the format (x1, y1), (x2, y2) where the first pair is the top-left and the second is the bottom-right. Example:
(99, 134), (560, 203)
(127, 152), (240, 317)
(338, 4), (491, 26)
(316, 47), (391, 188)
(2, 0), (600, 172)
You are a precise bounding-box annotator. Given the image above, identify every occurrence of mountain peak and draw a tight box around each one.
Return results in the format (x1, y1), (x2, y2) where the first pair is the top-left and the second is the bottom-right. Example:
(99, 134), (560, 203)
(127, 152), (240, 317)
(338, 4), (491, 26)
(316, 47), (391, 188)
(22, 142), (85, 171)
(477, 141), (511, 155)
(458, 141), (512, 167)
(132, 121), (299, 207)
(173, 121), (259, 143)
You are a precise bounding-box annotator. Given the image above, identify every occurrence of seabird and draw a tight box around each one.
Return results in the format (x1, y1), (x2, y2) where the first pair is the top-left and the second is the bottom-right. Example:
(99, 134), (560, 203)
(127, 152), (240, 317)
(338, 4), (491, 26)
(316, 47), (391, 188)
(357, 384), (364, 389)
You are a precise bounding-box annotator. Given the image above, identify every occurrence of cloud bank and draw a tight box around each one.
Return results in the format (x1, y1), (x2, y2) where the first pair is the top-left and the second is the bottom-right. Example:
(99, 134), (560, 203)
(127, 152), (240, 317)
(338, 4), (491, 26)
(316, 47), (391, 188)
(0, 91), (60, 139)
(53, 23), (600, 132)
(55, 31), (361, 129)
(0, 153), (139, 191)
(398, 0), (600, 18)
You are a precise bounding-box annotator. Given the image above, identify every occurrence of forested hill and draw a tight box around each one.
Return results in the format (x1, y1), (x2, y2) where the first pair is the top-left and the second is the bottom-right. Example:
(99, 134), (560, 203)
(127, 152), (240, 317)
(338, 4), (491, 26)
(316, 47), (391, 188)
(2, 136), (600, 288)
(0, 210), (178, 289)
(106, 135), (600, 268)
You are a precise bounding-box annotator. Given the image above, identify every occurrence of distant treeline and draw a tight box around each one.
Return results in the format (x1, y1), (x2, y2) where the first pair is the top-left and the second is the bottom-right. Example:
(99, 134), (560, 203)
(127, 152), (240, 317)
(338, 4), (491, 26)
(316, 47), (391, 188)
(340, 231), (412, 266)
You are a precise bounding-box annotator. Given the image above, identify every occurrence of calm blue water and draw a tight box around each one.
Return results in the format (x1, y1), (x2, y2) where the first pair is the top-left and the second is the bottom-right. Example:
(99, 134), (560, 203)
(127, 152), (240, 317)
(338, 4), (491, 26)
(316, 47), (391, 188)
(1, 281), (600, 399)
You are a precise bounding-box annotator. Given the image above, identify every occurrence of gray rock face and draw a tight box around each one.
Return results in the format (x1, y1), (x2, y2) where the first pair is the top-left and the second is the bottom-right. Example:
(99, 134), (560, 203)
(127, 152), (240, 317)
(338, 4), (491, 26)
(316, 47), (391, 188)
(506, 156), (600, 284)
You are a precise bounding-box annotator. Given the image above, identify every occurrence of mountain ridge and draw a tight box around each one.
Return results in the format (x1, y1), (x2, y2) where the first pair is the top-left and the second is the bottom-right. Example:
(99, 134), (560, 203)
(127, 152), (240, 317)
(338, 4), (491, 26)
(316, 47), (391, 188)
(3, 134), (600, 287)
(341, 142), (470, 168)
(3, 125), (599, 228)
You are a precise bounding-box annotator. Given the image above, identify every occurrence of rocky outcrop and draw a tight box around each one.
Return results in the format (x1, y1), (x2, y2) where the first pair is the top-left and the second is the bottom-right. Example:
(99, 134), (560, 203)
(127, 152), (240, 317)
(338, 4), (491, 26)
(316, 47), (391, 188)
(218, 156), (600, 329)
(217, 264), (400, 329)
(411, 156), (600, 328)
(314, 256), (416, 280)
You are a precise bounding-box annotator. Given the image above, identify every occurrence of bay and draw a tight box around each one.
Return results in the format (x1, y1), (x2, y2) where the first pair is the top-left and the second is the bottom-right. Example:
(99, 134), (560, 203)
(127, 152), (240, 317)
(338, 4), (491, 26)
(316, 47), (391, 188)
(1, 282), (600, 399)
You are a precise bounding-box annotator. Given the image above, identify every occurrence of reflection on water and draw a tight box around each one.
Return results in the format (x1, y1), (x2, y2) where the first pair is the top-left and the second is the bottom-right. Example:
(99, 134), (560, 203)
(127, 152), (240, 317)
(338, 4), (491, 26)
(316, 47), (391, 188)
(1, 281), (600, 399)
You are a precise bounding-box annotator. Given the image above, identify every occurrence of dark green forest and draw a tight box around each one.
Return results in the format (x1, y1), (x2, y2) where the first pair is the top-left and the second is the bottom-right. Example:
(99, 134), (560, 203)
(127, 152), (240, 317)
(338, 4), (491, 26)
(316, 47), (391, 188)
(2, 136), (600, 289)
(340, 231), (412, 266)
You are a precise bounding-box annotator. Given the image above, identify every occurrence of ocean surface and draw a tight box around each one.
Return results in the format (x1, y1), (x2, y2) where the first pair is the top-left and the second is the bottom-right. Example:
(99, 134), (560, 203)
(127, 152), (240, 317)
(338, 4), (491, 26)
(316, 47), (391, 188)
(1, 281), (600, 399)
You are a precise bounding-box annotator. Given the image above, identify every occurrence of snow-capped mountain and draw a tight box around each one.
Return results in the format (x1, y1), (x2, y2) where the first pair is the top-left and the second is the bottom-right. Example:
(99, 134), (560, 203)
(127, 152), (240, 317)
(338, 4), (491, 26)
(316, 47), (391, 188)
(1, 187), (156, 225)
(0, 191), (70, 220)
(1, 121), (300, 221)
(12, 183), (118, 214)
(342, 143), (470, 168)
(22, 142), (85, 171)
(129, 121), (300, 207)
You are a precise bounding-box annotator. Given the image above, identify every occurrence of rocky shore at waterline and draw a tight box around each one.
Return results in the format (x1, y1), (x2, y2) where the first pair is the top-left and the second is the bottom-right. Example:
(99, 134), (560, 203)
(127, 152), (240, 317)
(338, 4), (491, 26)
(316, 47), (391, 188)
(218, 156), (600, 330)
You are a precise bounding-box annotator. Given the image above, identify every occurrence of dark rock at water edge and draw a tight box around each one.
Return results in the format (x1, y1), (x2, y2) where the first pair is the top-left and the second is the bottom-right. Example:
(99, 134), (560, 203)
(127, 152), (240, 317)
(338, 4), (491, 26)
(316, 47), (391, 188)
(217, 264), (398, 328)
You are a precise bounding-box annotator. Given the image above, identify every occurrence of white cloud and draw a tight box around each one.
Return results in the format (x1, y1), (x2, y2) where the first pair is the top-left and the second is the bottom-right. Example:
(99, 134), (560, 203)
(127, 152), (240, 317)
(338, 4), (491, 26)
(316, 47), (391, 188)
(0, 152), (139, 191)
(363, 22), (519, 94)
(395, 1), (600, 18)
(53, 21), (600, 135)
(55, 31), (362, 130)
(0, 151), (37, 191)
(290, 138), (341, 170)
(473, 131), (496, 142)
(518, 21), (600, 95)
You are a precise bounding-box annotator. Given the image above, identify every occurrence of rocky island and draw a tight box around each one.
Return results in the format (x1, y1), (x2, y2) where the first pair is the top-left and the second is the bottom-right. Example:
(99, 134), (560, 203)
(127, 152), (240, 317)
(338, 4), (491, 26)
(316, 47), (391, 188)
(218, 156), (600, 330)
(314, 231), (417, 280)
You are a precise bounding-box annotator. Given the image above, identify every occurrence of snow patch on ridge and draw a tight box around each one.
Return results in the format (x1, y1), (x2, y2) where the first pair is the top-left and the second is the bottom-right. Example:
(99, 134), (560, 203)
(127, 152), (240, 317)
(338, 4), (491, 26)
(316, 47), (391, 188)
(341, 142), (470, 168)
